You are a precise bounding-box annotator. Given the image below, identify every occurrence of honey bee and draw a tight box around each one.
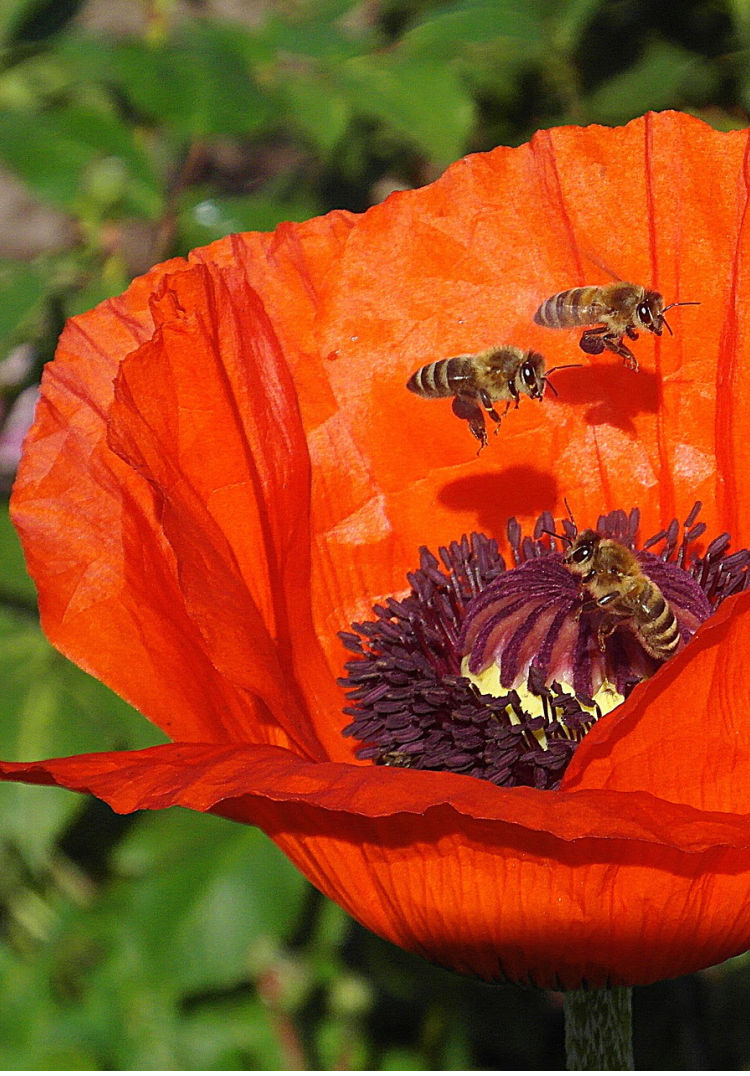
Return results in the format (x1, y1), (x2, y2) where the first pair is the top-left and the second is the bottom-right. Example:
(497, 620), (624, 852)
(534, 283), (698, 371)
(564, 529), (680, 661)
(406, 345), (571, 451)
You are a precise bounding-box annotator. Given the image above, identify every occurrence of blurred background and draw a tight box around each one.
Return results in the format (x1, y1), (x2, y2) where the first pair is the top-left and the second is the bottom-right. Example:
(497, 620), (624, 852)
(1, 0), (749, 1067)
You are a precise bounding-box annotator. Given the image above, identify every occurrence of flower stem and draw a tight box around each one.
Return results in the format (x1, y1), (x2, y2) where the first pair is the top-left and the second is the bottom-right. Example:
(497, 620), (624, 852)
(563, 986), (633, 1069)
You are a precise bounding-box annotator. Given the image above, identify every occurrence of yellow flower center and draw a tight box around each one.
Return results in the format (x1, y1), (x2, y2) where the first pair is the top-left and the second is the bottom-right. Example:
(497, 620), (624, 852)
(463, 657), (624, 749)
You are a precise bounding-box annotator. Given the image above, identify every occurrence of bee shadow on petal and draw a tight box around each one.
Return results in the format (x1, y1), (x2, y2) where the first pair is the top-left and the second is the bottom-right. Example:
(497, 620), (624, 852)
(439, 466), (559, 536)
(552, 363), (660, 432)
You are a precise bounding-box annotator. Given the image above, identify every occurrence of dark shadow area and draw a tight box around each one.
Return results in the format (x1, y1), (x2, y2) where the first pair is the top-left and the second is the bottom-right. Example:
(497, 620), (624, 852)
(438, 466), (559, 536)
(58, 798), (139, 882)
(552, 361), (661, 433)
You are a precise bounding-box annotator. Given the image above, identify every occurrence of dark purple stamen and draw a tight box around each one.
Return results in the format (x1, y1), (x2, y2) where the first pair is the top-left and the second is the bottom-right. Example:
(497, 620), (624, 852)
(340, 505), (750, 791)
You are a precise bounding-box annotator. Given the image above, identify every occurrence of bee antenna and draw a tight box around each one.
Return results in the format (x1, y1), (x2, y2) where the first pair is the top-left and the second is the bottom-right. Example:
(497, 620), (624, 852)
(546, 363), (584, 376)
(541, 497), (578, 546)
(660, 300), (699, 338)
(543, 363), (583, 397)
(662, 301), (701, 313)
(544, 377), (559, 397)
(541, 527), (571, 544)
(564, 496), (577, 530)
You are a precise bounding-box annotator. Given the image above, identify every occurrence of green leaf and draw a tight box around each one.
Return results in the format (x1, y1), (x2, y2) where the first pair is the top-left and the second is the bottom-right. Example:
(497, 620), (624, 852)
(0, 807), (313, 1067)
(586, 42), (718, 124)
(0, 614), (90, 860)
(62, 260), (134, 318)
(179, 995), (289, 1069)
(735, 49), (750, 115)
(255, 1), (374, 62)
(0, 0), (82, 46)
(337, 53), (475, 164)
(48, 31), (118, 85)
(110, 23), (273, 138)
(256, 24), (360, 64)
(729, 0), (750, 40)
(0, 261), (46, 355)
(544, 0), (602, 52)
(0, 902), (181, 1069)
(0, 105), (163, 216)
(398, 0), (545, 60)
(0, 561), (163, 864)
(0, 502), (37, 604)
(280, 72), (352, 156)
(110, 809), (307, 993)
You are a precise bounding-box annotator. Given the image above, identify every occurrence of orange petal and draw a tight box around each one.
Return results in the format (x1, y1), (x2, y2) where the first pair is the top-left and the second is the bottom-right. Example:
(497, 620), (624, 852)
(15, 112), (750, 726)
(13, 261), (339, 755)
(3, 742), (750, 989)
(563, 590), (750, 811)
(197, 112), (750, 669)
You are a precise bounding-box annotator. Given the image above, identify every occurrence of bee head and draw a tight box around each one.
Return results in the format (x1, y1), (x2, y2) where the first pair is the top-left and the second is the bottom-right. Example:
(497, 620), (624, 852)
(515, 351), (547, 399)
(637, 291), (700, 337)
(564, 529), (601, 575)
(635, 291), (668, 335)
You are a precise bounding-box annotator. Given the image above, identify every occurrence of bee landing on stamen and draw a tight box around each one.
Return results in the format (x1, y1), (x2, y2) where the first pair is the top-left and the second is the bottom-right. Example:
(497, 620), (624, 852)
(340, 507), (750, 791)
(563, 530), (681, 662)
(534, 283), (700, 371)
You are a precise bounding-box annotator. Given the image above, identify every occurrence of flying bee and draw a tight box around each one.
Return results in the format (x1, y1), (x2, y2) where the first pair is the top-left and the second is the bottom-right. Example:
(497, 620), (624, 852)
(534, 282), (699, 371)
(563, 528), (680, 661)
(406, 345), (574, 451)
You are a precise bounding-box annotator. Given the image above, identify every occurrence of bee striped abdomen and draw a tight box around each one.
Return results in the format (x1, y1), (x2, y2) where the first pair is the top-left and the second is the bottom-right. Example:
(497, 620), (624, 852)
(634, 581), (681, 660)
(406, 358), (471, 398)
(534, 287), (601, 328)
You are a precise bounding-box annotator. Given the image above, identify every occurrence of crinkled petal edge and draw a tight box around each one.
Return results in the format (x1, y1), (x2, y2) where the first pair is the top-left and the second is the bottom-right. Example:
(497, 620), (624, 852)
(2, 742), (750, 852)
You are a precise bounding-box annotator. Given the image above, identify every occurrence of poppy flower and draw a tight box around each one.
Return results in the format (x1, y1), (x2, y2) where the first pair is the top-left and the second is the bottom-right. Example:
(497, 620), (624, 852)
(4, 109), (750, 991)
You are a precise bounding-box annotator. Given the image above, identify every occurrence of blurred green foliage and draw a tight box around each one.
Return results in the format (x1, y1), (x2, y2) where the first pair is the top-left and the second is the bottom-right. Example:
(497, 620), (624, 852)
(1, 0), (750, 1068)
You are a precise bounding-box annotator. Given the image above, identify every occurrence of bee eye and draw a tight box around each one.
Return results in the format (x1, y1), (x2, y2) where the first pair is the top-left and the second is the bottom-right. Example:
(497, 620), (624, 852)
(637, 302), (652, 324)
(521, 361), (537, 387)
(570, 543), (591, 563)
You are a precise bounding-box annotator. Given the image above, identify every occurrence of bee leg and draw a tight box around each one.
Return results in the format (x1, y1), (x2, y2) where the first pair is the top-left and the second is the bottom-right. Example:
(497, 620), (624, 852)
(478, 389), (502, 423)
(573, 590), (598, 621)
(602, 335), (639, 372)
(592, 592), (628, 649)
(595, 612), (626, 653)
(492, 401), (511, 436)
(452, 395), (488, 451)
(579, 327), (608, 355)
(478, 389), (508, 436)
(501, 380), (521, 408)
(625, 327), (639, 341)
